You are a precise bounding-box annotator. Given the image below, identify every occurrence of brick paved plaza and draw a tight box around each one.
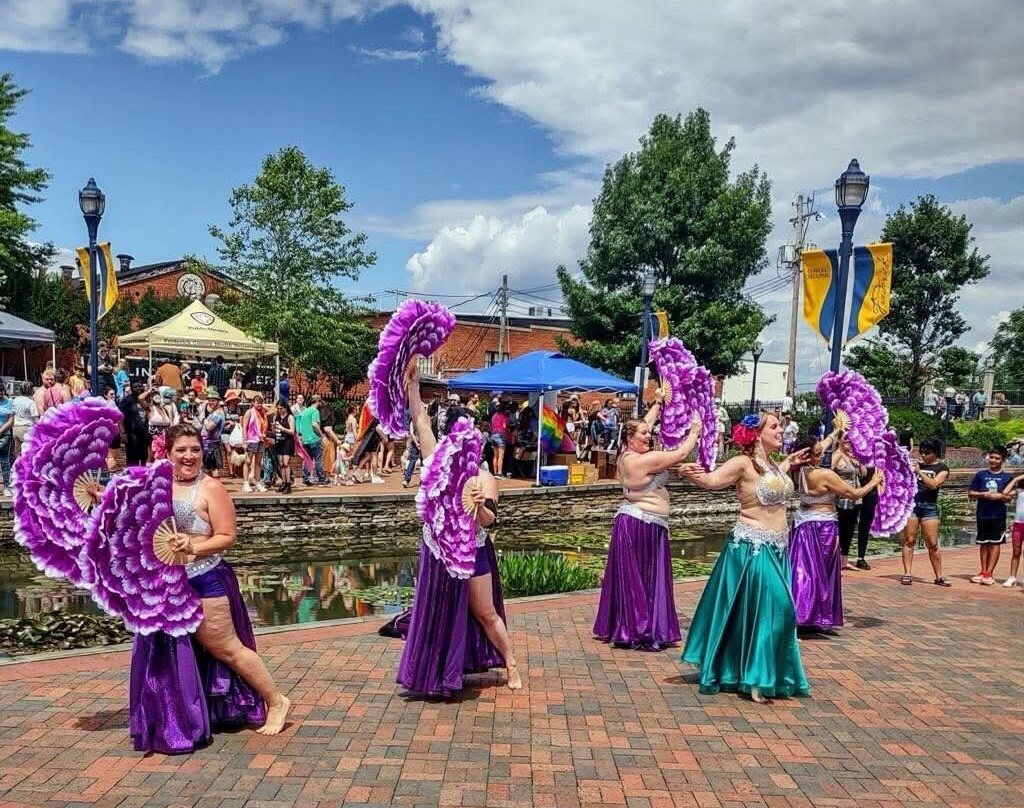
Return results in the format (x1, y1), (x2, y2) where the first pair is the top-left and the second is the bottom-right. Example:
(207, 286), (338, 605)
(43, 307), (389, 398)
(1, 546), (1022, 808)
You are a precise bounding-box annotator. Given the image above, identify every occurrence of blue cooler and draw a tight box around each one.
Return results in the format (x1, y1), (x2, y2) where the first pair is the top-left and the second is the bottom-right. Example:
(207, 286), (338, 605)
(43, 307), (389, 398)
(539, 465), (569, 486)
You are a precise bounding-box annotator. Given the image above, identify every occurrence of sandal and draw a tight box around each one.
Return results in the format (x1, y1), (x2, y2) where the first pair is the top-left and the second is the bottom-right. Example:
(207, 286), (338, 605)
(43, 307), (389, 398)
(900, 575), (912, 585)
(933, 577), (952, 587)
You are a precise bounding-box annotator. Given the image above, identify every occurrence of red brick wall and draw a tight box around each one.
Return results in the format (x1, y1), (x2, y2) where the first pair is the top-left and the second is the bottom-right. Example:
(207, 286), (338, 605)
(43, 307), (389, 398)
(118, 271), (230, 302)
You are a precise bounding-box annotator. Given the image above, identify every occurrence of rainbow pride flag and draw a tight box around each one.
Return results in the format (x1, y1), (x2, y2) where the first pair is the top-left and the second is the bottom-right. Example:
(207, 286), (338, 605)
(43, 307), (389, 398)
(540, 403), (564, 452)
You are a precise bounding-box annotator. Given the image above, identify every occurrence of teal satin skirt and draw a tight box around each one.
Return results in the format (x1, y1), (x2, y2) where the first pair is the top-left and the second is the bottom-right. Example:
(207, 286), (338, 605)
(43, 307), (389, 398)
(682, 525), (810, 698)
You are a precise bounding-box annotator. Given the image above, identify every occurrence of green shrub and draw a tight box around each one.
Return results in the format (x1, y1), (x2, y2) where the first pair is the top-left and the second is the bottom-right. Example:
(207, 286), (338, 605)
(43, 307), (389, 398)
(887, 406), (944, 445)
(953, 421), (1010, 451)
(497, 552), (599, 597)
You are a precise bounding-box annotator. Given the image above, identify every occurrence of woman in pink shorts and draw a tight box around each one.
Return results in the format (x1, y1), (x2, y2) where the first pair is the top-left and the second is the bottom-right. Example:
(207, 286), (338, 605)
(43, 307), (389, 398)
(1000, 472), (1024, 587)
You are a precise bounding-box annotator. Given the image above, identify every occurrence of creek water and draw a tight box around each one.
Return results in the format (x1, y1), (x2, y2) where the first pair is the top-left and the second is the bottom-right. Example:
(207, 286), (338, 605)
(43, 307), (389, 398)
(0, 522), (977, 627)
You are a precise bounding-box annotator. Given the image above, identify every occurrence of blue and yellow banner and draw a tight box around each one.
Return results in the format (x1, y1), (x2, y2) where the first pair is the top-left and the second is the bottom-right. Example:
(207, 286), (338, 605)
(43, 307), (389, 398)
(649, 310), (669, 341)
(801, 248), (838, 345)
(846, 242), (893, 344)
(78, 242), (119, 320)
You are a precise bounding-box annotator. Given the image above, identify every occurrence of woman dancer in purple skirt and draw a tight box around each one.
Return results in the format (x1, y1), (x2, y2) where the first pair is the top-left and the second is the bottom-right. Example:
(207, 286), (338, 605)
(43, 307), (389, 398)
(593, 391), (701, 650)
(789, 435), (880, 630)
(396, 367), (522, 695)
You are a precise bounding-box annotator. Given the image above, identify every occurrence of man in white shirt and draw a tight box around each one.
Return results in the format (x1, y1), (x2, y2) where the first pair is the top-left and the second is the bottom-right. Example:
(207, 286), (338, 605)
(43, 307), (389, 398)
(714, 398), (729, 459)
(781, 394), (794, 416)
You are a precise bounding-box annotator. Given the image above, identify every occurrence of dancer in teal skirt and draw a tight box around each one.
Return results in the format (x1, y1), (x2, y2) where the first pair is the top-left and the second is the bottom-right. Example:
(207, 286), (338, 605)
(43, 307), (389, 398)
(679, 412), (812, 703)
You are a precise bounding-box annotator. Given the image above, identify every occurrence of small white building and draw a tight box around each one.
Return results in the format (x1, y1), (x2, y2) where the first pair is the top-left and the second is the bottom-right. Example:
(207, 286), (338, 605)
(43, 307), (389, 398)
(720, 358), (789, 406)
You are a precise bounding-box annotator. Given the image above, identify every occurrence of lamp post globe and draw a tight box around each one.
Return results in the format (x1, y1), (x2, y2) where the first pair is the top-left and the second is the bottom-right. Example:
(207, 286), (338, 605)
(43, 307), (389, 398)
(637, 265), (657, 416)
(79, 178), (105, 394)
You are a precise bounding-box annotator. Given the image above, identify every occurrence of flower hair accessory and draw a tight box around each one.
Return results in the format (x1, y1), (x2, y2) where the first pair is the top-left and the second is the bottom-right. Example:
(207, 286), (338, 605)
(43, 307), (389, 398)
(732, 415), (760, 447)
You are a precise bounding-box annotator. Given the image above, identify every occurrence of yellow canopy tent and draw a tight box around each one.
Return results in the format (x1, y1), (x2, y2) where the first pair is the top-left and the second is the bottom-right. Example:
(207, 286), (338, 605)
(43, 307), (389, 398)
(117, 299), (279, 383)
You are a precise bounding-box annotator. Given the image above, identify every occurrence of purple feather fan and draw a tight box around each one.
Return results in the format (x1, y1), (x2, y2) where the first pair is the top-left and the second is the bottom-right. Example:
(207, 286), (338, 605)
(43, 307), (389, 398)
(648, 337), (717, 471)
(868, 430), (917, 536)
(816, 370), (888, 459)
(11, 397), (122, 586)
(84, 461), (203, 636)
(414, 417), (484, 579)
(368, 300), (456, 437)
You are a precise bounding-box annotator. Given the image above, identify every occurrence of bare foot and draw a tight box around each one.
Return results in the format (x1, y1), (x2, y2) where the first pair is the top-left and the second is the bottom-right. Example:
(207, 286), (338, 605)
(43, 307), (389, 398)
(506, 663), (523, 690)
(750, 688), (770, 704)
(257, 695), (290, 735)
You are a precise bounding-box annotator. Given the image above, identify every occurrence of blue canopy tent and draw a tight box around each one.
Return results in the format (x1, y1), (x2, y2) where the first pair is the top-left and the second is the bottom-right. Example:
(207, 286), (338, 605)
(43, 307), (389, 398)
(447, 351), (636, 484)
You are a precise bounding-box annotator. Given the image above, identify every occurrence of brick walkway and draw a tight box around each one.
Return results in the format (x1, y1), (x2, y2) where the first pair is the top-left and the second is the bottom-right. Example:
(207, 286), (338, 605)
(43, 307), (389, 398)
(1, 546), (1022, 808)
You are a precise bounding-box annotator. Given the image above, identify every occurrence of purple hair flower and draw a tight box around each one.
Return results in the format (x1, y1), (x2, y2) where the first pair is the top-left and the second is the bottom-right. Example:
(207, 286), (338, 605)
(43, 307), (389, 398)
(11, 397), (122, 586)
(649, 337), (717, 471)
(414, 417), (484, 579)
(367, 300), (456, 437)
(84, 461), (203, 636)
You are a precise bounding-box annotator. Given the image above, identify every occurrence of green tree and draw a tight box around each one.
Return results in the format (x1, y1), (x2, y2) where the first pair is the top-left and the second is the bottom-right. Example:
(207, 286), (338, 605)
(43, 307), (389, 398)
(876, 195), (989, 398)
(206, 146), (378, 388)
(557, 110), (774, 379)
(98, 288), (191, 344)
(844, 341), (909, 397)
(934, 345), (980, 391)
(990, 307), (1024, 389)
(0, 73), (55, 310)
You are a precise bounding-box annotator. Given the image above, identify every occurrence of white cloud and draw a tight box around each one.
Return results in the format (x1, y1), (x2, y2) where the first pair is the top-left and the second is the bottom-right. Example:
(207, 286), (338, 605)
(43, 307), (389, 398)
(0, 0), (88, 53)
(349, 46), (425, 62)
(406, 204), (591, 293)
(399, 25), (426, 44)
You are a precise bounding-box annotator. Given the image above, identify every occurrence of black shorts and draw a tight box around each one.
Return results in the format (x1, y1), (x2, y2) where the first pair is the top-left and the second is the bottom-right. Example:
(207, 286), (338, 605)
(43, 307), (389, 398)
(202, 449), (220, 471)
(364, 433), (382, 455)
(976, 518), (1007, 545)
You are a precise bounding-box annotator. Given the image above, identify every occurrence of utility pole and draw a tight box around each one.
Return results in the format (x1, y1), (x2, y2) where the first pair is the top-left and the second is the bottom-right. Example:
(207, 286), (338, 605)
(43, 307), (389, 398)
(780, 193), (819, 397)
(497, 274), (509, 363)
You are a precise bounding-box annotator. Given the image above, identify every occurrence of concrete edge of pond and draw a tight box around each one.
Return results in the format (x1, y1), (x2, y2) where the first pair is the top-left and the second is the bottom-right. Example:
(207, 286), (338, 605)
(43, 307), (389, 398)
(0, 574), (714, 667)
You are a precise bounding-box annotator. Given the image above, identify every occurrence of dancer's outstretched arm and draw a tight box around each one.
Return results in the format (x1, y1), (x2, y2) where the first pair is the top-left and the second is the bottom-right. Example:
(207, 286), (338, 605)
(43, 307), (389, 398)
(405, 364), (437, 457)
(679, 454), (748, 491)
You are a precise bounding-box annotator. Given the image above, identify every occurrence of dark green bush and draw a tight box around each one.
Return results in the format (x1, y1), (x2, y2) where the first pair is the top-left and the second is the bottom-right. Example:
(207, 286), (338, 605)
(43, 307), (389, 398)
(886, 406), (944, 445)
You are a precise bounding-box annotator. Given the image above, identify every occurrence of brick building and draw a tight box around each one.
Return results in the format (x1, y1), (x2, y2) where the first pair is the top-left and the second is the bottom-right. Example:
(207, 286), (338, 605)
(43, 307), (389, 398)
(65, 255), (241, 304)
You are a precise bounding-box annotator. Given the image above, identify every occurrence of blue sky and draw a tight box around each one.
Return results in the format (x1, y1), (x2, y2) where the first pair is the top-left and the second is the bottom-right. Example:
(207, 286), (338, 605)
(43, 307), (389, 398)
(3, 1), (1022, 386)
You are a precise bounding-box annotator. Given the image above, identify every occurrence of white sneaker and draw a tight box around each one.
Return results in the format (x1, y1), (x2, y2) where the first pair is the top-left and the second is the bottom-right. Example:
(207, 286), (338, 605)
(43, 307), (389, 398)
(370, 475), (385, 484)
(242, 481), (252, 493)
(256, 482), (267, 492)
(970, 573), (986, 583)
(2, 487), (12, 498)
(1002, 576), (1018, 588)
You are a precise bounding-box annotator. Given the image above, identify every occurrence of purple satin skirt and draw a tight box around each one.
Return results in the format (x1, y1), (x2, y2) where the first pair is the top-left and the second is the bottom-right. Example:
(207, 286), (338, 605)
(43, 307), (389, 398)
(593, 509), (681, 651)
(129, 561), (267, 754)
(396, 538), (506, 697)
(789, 515), (843, 629)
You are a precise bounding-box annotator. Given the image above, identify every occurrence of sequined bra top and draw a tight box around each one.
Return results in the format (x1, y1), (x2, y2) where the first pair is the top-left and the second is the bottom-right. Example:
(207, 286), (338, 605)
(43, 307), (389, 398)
(173, 475), (222, 578)
(737, 460), (794, 510)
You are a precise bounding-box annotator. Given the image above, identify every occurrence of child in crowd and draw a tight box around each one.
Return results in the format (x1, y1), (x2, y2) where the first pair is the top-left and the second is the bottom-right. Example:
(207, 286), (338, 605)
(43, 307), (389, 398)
(999, 470), (1024, 588)
(968, 446), (1014, 586)
(334, 441), (354, 486)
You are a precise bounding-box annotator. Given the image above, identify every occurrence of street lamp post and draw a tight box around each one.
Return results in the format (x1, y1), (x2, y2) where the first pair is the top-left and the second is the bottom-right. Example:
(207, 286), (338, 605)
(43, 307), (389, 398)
(636, 266), (657, 417)
(78, 178), (105, 394)
(748, 342), (764, 413)
(825, 159), (869, 433)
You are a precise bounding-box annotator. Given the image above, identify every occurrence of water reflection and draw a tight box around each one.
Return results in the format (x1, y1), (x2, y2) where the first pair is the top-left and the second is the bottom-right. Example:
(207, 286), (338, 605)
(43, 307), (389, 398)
(0, 523), (978, 625)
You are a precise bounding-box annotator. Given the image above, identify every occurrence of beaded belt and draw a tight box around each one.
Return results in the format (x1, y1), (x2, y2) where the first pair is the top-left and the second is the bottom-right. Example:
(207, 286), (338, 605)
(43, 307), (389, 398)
(794, 509), (838, 527)
(616, 503), (670, 530)
(730, 522), (788, 555)
(185, 555), (223, 578)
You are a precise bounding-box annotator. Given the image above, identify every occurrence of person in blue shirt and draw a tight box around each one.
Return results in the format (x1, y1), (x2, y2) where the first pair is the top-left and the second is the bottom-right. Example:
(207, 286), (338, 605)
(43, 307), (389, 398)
(968, 446), (1014, 585)
(278, 370), (290, 407)
(114, 358), (131, 400)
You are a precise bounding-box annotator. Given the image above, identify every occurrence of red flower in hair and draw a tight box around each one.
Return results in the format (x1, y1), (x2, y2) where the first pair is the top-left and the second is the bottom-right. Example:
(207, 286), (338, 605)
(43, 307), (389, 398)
(731, 423), (759, 446)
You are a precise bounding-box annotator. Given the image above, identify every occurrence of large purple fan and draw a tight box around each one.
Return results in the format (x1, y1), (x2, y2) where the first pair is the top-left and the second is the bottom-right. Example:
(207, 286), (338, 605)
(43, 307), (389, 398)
(11, 397), (122, 586)
(868, 430), (917, 536)
(368, 300), (456, 437)
(84, 461), (203, 636)
(816, 370), (888, 459)
(648, 337), (716, 471)
(414, 417), (484, 579)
